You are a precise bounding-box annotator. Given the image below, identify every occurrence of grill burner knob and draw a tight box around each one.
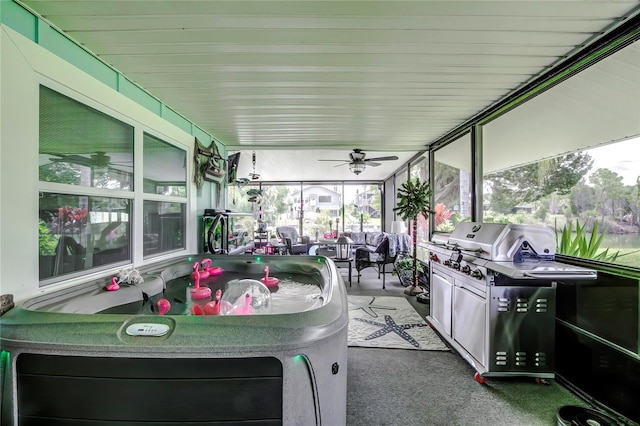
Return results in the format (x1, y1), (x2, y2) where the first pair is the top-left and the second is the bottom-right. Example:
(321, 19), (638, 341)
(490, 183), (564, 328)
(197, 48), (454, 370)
(461, 265), (471, 274)
(470, 269), (484, 280)
(452, 263), (461, 270)
(443, 260), (451, 267)
(430, 253), (439, 262)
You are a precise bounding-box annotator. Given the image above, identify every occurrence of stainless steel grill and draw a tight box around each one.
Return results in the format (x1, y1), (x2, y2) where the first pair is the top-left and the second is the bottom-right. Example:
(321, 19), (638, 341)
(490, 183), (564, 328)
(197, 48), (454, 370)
(426, 222), (596, 383)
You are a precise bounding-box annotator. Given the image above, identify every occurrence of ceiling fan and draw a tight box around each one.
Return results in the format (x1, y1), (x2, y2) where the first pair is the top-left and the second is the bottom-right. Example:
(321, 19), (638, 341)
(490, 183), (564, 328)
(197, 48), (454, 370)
(318, 149), (399, 175)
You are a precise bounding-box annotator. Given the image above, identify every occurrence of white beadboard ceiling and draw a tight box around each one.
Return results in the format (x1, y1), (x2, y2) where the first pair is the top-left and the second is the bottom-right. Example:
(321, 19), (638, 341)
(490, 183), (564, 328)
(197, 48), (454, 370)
(19, 1), (640, 181)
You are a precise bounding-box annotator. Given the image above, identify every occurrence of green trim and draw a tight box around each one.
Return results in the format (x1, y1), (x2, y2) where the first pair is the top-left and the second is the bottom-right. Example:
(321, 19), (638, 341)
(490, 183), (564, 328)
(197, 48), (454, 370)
(37, 20), (118, 88)
(0, 0), (36, 40)
(118, 76), (162, 115)
(161, 104), (192, 134)
(1, 0), (225, 154)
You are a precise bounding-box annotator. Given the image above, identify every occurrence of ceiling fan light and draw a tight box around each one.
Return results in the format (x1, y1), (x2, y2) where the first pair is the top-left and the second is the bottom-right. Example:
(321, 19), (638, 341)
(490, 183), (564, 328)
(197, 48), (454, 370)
(349, 162), (365, 175)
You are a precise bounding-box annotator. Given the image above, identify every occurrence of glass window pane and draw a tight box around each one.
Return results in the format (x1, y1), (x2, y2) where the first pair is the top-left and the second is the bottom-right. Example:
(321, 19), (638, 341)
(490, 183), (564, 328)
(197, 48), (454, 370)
(39, 86), (134, 190)
(226, 183), (261, 234)
(345, 184), (382, 233)
(409, 156), (430, 260)
(143, 201), (185, 257)
(260, 185), (300, 230)
(395, 167), (409, 204)
(300, 184), (342, 239)
(482, 42), (640, 268)
(410, 156), (428, 182)
(434, 134), (472, 233)
(143, 133), (187, 197)
(39, 193), (131, 281)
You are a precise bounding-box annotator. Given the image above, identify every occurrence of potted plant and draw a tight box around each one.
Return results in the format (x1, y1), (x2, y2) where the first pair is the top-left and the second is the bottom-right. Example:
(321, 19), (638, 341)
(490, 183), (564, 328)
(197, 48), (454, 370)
(394, 254), (425, 287)
(393, 178), (432, 296)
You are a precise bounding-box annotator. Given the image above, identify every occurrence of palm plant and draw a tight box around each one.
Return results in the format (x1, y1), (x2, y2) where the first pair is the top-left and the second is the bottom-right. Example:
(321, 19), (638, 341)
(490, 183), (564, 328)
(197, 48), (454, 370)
(394, 178), (432, 295)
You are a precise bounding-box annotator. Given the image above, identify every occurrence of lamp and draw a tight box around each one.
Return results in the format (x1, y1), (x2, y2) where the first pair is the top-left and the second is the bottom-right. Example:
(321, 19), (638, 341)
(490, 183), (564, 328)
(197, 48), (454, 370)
(335, 236), (353, 260)
(391, 220), (407, 234)
(349, 162), (366, 175)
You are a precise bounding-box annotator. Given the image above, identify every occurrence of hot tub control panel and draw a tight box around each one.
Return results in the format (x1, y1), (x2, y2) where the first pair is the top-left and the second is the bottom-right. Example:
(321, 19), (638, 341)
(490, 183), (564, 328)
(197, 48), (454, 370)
(125, 323), (170, 337)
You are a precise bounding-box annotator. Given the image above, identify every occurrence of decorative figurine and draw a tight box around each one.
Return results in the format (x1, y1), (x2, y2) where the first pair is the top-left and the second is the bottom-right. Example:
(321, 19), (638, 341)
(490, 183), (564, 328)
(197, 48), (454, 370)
(156, 298), (171, 315)
(260, 266), (279, 290)
(190, 271), (212, 300)
(105, 277), (120, 291)
(201, 258), (224, 276)
(191, 261), (210, 280)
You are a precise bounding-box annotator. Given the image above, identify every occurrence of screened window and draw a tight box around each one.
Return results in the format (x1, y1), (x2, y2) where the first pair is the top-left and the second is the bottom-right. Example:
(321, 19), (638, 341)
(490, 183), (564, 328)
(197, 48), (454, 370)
(39, 86), (134, 190)
(39, 193), (131, 281)
(482, 41), (640, 268)
(38, 86), (191, 283)
(38, 86), (135, 283)
(434, 134), (472, 233)
(410, 156), (428, 182)
(226, 183), (262, 239)
(143, 133), (187, 197)
(345, 184), (382, 233)
(143, 201), (185, 256)
(409, 156), (430, 260)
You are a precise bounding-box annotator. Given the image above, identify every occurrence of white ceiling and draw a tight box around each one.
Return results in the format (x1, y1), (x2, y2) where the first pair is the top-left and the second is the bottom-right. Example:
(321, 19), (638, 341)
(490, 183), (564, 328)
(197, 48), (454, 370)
(19, 1), (640, 181)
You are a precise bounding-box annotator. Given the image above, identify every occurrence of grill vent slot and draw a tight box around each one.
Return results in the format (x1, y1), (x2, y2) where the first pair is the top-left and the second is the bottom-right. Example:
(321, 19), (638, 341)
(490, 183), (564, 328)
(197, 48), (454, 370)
(515, 351), (527, 366)
(535, 298), (548, 313)
(497, 298), (510, 312)
(534, 352), (547, 367)
(495, 351), (508, 366)
(516, 297), (529, 313)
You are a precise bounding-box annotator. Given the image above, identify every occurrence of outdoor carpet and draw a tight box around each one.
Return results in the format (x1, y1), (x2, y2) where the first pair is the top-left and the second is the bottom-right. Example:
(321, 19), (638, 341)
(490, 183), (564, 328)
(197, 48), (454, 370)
(347, 295), (449, 351)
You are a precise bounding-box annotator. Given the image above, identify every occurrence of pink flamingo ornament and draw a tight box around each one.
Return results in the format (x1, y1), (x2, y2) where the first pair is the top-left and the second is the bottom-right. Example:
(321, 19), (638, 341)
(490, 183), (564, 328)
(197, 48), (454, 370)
(203, 289), (222, 315)
(260, 266), (279, 290)
(201, 258), (224, 276)
(105, 277), (120, 291)
(232, 293), (254, 315)
(190, 271), (212, 300)
(156, 298), (171, 316)
(191, 261), (210, 280)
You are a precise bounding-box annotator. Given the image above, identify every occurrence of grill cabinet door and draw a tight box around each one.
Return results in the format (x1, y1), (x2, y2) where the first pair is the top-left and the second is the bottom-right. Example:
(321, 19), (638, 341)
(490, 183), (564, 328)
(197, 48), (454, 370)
(431, 270), (453, 336)
(453, 283), (487, 367)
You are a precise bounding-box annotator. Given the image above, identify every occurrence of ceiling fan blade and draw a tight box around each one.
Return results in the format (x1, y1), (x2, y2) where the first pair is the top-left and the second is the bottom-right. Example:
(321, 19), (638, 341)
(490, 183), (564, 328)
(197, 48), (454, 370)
(334, 163), (349, 167)
(367, 161), (382, 167)
(318, 159), (347, 162)
(365, 155), (399, 162)
(49, 154), (93, 167)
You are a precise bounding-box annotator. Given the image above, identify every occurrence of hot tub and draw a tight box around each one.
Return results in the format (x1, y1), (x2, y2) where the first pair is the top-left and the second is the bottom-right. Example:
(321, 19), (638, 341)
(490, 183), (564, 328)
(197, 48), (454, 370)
(0, 255), (348, 426)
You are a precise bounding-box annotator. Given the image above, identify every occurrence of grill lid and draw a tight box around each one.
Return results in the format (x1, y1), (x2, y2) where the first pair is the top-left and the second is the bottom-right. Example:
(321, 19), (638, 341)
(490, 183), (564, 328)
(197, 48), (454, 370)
(430, 222), (597, 281)
(445, 222), (556, 262)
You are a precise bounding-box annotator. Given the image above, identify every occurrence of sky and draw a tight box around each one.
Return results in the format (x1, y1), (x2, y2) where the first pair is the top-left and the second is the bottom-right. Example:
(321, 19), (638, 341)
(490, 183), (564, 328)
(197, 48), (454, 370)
(586, 136), (640, 186)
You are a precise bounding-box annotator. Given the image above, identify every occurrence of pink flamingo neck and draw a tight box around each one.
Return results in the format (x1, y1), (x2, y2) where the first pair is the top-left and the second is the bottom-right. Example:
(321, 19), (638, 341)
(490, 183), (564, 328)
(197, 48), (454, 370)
(201, 258), (212, 270)
(193, 271), (200, 289)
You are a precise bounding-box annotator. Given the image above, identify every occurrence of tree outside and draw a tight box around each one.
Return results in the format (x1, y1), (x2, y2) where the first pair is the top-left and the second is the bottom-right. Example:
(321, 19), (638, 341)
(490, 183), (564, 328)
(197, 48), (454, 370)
(483, 149), (640, 267)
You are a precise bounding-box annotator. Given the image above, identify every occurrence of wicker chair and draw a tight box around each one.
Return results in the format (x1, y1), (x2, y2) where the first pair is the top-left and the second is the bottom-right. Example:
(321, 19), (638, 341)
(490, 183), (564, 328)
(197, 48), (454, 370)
(276, 226), (311, 255)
